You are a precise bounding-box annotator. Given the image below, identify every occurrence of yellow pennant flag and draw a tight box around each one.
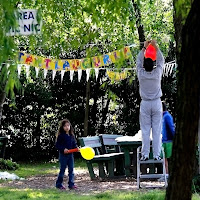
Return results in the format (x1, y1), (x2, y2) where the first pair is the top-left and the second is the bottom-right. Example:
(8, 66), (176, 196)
(92, 56), (103, 68)
(123, 46), (131, 59)
(102, 54), (112, 66)
(69, 59), (81, 71)
(81, 58), (91, 69)
(106, 70), (128, 82)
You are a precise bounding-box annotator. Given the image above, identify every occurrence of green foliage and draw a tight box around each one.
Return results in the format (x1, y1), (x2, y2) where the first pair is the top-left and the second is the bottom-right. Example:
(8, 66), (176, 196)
(0, 158), (19, 170)
(0, 0), (174, 101)
(0, 1), (176, 162)
(139, 0), (174, 55)
(0, 64), (22, 101)
(174, 0), (192, 23)
(0, 1), (22, 100)
(192, 175), (200, 194)
(15, 0), (136, 59)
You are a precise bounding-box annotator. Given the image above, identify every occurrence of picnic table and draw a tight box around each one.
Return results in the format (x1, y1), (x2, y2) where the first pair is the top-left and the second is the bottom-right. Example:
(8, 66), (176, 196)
(79, 134), (124, 179)
(116, 136), (142, 177)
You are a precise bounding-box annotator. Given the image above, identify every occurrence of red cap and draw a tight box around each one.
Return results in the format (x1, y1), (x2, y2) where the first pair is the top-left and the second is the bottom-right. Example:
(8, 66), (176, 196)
(144, 44), (157, 61)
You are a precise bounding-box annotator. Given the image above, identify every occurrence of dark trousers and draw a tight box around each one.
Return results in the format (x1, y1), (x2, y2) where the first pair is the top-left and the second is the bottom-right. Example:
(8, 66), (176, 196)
(56, 153), (74, 188)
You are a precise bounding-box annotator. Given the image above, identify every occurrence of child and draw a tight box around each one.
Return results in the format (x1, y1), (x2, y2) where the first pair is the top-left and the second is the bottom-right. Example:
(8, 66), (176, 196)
(161, 102), (175, 177)
(55, 119), (78, 190)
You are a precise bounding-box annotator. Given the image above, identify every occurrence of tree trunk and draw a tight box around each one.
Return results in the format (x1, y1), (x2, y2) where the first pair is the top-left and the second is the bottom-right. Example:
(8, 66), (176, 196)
(199, 99), (200, 174)
(84, 81), (90, 137)
(35, 115), (41, 150)
(99, 98), (110, 134)
(131, 0), (146, 47)
(91, 76), (101, 136)
(0, 91), (6, 127)
(166, 0), (200, 199)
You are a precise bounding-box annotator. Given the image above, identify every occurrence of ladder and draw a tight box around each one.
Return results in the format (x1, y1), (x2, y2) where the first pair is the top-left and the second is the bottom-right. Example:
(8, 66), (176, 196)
(137, 146), (168, 189)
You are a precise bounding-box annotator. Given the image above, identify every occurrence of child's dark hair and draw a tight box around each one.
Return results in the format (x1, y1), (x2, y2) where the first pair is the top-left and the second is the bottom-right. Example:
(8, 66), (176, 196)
(162, 101), (167, 111)
(56, 119), (74, 139)
(143, 58), (154, 72)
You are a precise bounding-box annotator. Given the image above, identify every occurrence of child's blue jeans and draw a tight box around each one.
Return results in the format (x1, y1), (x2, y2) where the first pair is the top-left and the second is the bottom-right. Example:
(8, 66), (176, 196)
(56, 153), (74, 188)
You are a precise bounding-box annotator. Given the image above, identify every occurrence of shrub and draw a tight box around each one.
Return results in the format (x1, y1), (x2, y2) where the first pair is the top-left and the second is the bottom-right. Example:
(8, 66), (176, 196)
(192, 175), (200, 194)
(0, 159), (19, 170)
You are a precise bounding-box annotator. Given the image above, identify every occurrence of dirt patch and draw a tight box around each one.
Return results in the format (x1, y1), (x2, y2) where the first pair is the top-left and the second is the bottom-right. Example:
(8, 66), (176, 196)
(0, 168), (166, 194)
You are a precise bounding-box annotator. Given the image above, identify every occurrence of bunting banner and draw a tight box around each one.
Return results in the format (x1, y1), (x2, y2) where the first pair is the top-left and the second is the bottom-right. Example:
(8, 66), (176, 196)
(162, 61), (176, 77)
(16, 46), (176, 82)
(18, 46), (132, 71)
(16, 61), (176, 82)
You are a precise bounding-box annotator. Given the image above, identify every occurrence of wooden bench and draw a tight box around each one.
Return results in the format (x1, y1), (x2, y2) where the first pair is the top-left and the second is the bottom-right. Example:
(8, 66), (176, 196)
(79, 135), (124, 179)
(99, 134), (123, 154)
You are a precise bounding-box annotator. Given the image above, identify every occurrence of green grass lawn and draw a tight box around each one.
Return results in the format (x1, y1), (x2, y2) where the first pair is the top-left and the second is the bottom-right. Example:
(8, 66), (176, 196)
(7, 158), (87, 178)
(0, 188), (199, 200)
(0, 159), (199, 200)
(0, 188), (164, 200)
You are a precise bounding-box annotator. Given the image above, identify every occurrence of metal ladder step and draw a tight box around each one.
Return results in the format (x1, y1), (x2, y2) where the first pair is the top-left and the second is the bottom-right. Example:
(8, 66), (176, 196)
(139, 159), (164, 164)
(140, 174), (163, 179)
(137, 146), (168, 189)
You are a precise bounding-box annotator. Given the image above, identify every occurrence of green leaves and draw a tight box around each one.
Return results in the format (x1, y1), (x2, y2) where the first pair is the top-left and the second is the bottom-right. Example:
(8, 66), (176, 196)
(0, 0), (174, 102)
(174, 0), (192, 23)
(3, 64), (22, 100)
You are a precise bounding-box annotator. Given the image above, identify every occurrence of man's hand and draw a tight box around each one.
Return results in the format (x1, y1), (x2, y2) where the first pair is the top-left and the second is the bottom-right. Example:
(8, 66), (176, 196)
(151, 40), (158, 50)
(144, 40), (151, 48)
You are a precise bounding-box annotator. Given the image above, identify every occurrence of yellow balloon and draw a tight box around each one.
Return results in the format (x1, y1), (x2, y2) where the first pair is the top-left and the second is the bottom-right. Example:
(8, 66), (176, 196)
(80, 146), (95, 160)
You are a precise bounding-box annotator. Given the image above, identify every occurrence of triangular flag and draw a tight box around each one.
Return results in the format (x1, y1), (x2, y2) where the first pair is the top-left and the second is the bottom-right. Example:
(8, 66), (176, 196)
(52, 70), (57, 81)
(25, 65), (30, 78)
(78, 69), (82, 82)
(6, 63), (10, 70)
(166, 64), (171, 77)
(86, 68), (91, 82)
(61, 70), (65, 82)
(162, 64), (166, 77)
(163, 63), (168, 77)
(35, 67), (40, 78)
(6, 64), (10, 76)
(17, 64), (22, 78)
(44, 69), (48, 79)
(70, 70), (74, 82)
(169, 63), (174, 75)
(95, 68), (99, 81)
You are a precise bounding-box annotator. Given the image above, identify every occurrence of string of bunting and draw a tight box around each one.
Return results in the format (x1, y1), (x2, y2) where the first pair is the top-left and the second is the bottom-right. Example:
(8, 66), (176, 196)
(17, 45), (176, 82)
(18, 46), (132, 82)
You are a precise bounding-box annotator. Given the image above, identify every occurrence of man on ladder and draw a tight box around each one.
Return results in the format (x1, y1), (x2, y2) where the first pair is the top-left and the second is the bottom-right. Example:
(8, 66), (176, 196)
(136, 40), (164, 161)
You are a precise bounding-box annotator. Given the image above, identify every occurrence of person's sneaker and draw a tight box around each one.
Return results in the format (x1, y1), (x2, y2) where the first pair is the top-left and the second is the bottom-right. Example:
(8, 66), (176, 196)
(154, 156), (162, 161)
(140, 155), (149, 161)
(57, 186), (66, 190)
(69, 185), (78, 190)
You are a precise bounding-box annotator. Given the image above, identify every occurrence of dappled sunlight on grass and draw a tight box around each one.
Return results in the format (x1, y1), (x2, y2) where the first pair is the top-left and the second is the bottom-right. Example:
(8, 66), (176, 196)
(8, 159), (87, 178)
(45, 168), (59, 174)
(28, 192), (43, 198)
(0, 187), (199, 200)
(1, 161), (199, 200)
(117, 192), (138, 199)
(193, 193), (200, 200)
(9, 162), (60, 178)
